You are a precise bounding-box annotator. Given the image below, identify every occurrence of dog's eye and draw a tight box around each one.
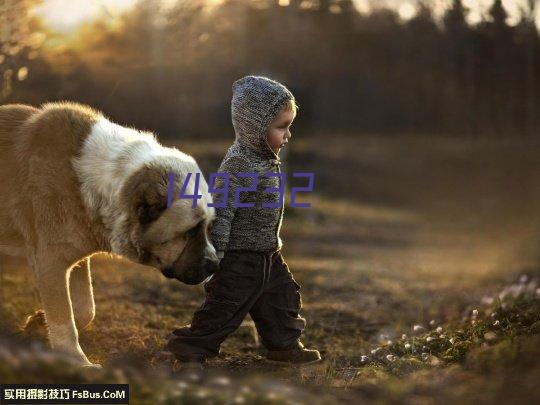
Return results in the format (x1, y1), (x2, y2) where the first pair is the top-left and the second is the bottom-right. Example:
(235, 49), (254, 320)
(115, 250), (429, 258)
(186, 228), (197, 239)
(186, 221), (203, 239)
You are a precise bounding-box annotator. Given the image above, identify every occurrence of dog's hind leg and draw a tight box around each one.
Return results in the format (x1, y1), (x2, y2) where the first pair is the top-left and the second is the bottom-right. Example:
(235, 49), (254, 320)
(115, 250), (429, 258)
(69, 257), (95, 330)
(32, 253), (96, 367)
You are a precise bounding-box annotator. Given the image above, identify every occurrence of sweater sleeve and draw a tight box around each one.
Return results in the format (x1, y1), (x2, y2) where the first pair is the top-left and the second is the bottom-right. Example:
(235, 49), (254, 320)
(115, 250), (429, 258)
(209, 155), (251, 251)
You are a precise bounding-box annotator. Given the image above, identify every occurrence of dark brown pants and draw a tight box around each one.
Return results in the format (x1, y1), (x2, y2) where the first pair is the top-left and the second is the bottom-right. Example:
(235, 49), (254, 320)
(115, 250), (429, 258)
(166, 249), (306, 361)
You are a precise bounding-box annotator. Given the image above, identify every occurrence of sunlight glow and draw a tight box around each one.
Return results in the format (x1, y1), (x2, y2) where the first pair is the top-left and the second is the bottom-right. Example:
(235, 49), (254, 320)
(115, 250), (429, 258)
(398, 2), (416, 20)
(33, 0), (540, 32)
(355, 0), (370, 14)
(34, 0), (136, 32)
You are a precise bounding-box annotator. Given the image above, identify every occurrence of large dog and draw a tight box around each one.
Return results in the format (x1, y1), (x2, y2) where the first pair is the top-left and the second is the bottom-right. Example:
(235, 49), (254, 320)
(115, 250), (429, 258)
(0, 102), (219, 367)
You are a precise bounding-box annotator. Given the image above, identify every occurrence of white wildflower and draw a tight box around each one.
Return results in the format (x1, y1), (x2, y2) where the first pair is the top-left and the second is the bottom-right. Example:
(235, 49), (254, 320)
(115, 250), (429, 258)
(176, 382), (188, 389)
(401, 334), (407, 340)
(196, 390), (208, 398)
(413, 325), (425, 332)
(436, 326), (443, 333)
(360, 355), (370, 363)
(484, 331), (497, 341)
(493, 320), (500, 326)
(472, 309), (479, 317)
(186, 372), (200, 381)
(404, 343), (411, 349)
(212, 376), (230, 386)
(386, 354), (396, 362)
(481, 296), (494, 305)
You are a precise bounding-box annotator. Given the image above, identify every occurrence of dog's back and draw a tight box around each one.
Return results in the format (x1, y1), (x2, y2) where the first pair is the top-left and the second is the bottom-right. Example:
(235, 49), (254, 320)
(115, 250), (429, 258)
(0, 104), (39, 163)
(0, 102), (100, 257)
(0, 104), (40, 254)
(0, 103), (38, 134)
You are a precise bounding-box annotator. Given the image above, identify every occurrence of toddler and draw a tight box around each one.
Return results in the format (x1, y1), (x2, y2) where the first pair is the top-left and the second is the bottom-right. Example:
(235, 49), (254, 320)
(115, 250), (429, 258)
(167, 75), (321, 368)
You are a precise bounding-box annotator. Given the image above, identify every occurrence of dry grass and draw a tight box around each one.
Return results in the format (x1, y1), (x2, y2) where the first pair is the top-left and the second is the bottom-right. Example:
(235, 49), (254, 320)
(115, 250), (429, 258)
(1, 133), (539, 404)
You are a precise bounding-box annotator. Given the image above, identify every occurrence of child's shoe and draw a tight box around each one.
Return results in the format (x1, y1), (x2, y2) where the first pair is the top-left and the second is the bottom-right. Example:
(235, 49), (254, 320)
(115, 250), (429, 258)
(265, 341), (321, 365)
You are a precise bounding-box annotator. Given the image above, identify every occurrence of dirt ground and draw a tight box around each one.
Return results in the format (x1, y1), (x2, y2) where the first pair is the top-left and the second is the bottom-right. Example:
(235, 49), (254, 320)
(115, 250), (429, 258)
(1, 134), (539, 403)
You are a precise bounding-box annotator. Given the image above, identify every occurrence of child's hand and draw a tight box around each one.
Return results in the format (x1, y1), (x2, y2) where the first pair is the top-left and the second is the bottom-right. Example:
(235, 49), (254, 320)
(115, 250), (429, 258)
(203, 252), (223, 291)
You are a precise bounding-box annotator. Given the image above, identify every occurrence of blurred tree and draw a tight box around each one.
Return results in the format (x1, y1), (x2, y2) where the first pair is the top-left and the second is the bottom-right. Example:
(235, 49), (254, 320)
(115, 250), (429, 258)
(443, 0), (467, 33)
(443, 0), (474, 133)
(401, 1), (441, 129)
(516, 0), (540, 135)
(319, 0), (330, 12)
(338, 0), (354, 13)
(489, 0), (509, 28)
(6, 0), (540, 138)
(0, 0), (45, 101)
(481, 0), (514, 134)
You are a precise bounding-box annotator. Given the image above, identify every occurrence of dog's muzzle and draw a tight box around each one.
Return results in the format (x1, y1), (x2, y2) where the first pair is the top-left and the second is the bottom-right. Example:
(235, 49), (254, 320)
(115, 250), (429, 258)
(161, 257), (219, 285)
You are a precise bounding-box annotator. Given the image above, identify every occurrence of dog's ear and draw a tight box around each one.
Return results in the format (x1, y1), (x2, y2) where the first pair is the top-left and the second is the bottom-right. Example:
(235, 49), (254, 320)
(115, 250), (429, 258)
(137, 200), (166, 225)
(122, 166), (170, 225)
(134, 181), (168, 225)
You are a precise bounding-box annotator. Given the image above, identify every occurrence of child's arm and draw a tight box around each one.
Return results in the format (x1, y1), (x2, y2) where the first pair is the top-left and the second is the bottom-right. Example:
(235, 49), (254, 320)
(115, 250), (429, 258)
(209, 155), (250, 253)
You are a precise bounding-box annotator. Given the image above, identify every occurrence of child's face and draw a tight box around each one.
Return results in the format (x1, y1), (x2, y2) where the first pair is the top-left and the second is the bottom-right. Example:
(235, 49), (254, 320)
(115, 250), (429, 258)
(266, 105), (295, 154)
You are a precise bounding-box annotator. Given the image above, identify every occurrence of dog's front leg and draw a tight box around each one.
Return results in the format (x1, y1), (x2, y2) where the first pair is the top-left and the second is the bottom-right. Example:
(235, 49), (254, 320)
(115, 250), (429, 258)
(33, 255), (98, 367)
(70, 257), (95, 330)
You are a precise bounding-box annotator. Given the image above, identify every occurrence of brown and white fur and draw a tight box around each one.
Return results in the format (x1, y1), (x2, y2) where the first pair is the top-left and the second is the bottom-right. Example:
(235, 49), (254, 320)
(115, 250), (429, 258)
(0, 102), (219, 367)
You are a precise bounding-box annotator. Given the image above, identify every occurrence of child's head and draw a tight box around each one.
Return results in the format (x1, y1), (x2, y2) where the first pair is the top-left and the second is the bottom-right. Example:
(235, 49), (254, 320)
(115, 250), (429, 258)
(231, 75), (297, 156)
(266, 98), (297, 154)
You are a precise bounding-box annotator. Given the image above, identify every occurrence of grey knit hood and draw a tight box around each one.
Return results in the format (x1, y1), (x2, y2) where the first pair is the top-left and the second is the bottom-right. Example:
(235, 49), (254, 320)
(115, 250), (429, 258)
(231, 75), (295, 159)
(209, 75), (295, 254)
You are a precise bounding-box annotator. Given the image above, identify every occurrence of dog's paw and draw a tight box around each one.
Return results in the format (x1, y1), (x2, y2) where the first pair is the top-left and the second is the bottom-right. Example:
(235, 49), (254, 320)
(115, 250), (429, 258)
(82, 363), (102, 369)
(21, 309), (49, 342)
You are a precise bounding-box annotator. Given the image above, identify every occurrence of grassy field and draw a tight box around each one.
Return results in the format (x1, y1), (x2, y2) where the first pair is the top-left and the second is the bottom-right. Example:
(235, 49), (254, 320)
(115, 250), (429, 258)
(1, 134), (539, 404)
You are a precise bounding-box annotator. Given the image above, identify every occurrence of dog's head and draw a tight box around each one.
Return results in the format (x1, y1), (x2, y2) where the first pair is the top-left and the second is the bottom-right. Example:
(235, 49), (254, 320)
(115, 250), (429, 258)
(119, 156), (219, 285)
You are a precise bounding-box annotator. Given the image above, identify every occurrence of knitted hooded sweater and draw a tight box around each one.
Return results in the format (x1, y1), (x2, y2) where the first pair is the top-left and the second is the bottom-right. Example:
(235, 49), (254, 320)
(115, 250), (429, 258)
(209, 75), (295, 254)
